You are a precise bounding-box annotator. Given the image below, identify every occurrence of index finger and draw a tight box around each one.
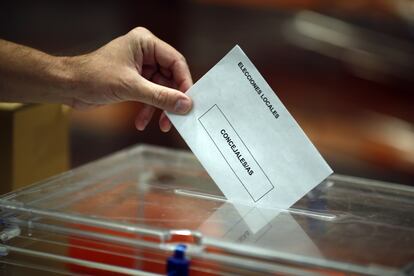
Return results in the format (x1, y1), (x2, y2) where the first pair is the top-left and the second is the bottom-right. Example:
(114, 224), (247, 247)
(153, 38), (193, 92)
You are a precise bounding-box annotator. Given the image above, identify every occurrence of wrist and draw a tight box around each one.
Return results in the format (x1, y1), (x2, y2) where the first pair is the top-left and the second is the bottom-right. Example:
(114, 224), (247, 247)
(53, 56), (78, 102)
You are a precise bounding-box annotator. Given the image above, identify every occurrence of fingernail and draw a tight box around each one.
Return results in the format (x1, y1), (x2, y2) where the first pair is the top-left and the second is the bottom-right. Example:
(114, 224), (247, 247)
(160, 125), (169, 133)
(137, 123), (145, 131)
(174, 98), (191, 114)
(137, 118), (148, 131)
(160, 116), (171, 133)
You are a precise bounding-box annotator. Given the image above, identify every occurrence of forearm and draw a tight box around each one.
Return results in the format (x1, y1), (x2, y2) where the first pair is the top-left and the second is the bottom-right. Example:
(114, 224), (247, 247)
(0, 39), (74, 104)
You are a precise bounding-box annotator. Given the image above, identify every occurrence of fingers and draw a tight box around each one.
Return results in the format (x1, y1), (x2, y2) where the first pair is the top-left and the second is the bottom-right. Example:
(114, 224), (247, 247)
(135, 106), (171, 132)
(135, 104), (155, 131)
(152, 73), (173, 132)
(127, 27), (192, 132)
(159, 67), (172, 79)
(130, 27), (192, 92)
(149, 37), (192, 92)
(159, 112), (171, 133)
(142, 65), (157, 80)
(150, 39), (191, 132)
(131, 75), (192, 114)
(135, 72), (174, 131)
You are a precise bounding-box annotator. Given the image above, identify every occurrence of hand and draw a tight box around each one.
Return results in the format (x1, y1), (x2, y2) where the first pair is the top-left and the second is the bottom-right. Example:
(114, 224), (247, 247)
(67, 27), (193, 132)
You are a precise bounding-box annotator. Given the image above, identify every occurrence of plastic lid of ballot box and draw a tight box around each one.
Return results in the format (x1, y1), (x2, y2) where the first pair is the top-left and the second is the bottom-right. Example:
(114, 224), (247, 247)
(0, 145), (413, 276)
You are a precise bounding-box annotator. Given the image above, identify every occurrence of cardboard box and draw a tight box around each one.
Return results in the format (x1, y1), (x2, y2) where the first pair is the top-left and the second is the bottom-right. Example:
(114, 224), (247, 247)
(0, 103), (69, 194)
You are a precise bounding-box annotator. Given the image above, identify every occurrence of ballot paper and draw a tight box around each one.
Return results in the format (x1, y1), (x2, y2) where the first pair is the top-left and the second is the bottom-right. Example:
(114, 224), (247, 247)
(167, 45), (332, 210)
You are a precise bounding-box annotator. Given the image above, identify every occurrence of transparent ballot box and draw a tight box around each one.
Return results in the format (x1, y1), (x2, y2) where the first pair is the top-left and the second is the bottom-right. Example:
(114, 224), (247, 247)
(0, 145), (413, 275)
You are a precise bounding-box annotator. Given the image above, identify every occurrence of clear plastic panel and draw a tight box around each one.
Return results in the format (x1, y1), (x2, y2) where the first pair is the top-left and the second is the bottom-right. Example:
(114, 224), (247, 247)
(0, 145), (413, 275)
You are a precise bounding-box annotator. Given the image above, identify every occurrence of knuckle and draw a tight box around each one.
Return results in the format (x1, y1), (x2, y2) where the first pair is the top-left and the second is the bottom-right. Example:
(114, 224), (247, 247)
(178, 53), (186, 63)
(133, 26), (148, 34)
(131, 27), (152, 39)
(151, 88), (169, 108)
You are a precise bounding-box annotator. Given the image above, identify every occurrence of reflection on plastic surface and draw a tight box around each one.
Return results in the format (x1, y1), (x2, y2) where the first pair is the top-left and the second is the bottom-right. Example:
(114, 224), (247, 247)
(198, 202), (322, 258)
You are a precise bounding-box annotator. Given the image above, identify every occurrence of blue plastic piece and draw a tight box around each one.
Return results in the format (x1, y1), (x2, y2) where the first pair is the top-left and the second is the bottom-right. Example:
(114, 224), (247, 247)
(167, 244), (190, 276)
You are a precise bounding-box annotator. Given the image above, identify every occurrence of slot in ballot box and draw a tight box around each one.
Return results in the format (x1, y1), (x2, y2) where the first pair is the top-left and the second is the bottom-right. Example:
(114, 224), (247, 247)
(0, 144), (413, 275)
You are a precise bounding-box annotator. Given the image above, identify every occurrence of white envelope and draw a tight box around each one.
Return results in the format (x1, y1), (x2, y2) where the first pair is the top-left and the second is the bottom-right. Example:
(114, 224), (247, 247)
(167, 45), (332, 210)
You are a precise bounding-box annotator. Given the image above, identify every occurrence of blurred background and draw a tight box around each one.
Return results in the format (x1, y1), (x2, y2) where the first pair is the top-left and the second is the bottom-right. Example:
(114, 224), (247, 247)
(1, 0), (413, 186)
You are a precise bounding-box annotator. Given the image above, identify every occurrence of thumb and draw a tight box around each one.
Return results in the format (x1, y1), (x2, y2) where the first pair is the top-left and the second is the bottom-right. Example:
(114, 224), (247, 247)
(132, 76), (192, 114)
